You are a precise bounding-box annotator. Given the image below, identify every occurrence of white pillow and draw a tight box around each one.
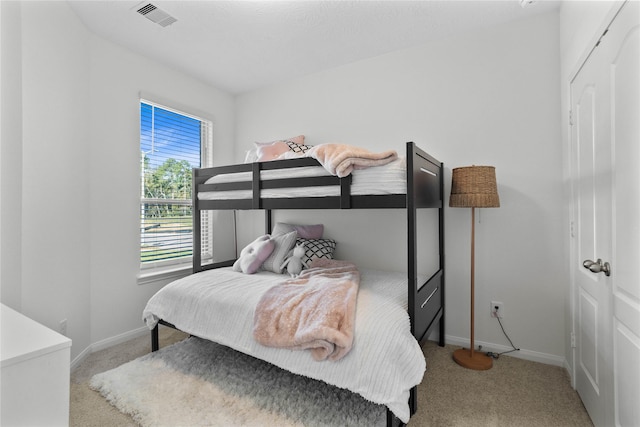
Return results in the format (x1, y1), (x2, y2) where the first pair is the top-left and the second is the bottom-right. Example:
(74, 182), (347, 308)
(244, 135), (305, 163)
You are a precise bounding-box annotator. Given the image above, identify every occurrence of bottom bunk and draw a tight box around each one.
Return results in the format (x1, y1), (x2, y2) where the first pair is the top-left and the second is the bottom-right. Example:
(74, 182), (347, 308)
(144, 265), (442, 426)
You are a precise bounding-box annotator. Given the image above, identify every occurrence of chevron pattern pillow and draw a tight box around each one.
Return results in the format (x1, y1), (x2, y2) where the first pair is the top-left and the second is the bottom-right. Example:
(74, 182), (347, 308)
(297, 238), (336, 268)
(285, 140), (313, 154)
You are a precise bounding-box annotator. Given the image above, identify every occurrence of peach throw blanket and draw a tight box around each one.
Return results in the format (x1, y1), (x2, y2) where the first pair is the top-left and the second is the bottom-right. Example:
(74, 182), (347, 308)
(308, 143), (398, 178)
(253, 259), (359, 361)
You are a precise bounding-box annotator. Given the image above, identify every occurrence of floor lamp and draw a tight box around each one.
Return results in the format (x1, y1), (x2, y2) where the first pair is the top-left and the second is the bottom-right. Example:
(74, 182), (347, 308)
(450, 166), (500, 370)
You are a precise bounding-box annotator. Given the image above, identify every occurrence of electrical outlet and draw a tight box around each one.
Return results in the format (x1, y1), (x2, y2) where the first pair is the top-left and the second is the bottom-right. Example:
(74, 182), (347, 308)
(59, 319), (68, 336)
(491, 301), (504, 318)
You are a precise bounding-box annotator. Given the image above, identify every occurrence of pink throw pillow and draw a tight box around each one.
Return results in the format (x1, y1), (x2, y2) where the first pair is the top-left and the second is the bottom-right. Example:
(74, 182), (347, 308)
(272, 222), (324, 239)
(255, 135), (306, 162)
(256, 141), (292, 162)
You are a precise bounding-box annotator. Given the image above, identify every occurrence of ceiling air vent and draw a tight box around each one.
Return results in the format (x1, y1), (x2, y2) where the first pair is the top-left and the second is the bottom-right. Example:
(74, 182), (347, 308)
(136, 3), (177, 27)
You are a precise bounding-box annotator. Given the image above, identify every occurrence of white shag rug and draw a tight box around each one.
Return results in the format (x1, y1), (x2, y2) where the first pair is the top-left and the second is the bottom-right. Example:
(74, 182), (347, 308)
(90, 336), (386, 426)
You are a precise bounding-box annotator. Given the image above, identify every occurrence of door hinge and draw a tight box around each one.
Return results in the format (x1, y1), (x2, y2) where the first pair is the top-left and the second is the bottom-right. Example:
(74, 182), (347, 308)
(569, 109), (573, 126)
(571, 331), (576, 348)
(570, 221), (575, 238)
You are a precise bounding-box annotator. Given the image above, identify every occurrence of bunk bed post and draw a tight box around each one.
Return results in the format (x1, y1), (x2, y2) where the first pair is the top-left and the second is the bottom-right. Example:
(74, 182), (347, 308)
(252, 162), (261, 209)
(265, 210), (272, 234)
(406, 142), (418, 338)
(438, 161), (446, 347)
(192, 168), (202, 273)
(405, 142), (419, 419)
(151, 324), (159, 352)
(339, 175), (352, 208)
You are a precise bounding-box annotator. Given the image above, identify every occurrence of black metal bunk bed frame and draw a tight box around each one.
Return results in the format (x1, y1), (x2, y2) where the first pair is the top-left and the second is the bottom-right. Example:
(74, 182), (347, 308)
(151, 141), (445, 427)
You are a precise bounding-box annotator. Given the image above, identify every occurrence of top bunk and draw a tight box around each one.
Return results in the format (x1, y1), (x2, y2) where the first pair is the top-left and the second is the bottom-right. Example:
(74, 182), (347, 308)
(193, 141), (443, 211)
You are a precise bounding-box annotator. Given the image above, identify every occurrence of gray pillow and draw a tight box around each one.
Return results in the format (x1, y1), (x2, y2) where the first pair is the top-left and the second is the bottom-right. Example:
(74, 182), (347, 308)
(261, 231), (298, 274)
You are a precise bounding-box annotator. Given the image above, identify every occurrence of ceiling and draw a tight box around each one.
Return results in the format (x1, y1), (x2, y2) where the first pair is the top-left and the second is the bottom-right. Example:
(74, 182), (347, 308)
(68, 0), (560, 94)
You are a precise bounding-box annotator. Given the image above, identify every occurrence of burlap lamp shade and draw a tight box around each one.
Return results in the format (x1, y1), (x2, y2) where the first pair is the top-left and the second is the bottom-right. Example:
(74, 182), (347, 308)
(449, 166), (500, 208)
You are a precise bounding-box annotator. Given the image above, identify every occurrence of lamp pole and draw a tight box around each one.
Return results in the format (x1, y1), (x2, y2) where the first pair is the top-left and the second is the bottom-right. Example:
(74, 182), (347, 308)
(470, 207), (476, 359)
(452, 206), (492, 370)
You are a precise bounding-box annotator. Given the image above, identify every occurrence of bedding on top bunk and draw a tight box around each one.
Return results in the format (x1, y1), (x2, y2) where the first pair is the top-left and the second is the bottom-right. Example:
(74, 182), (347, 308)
(306, 143), (398, 178)
(142, 266), (426, 423)
(198, 156), (407, 200)
(247, 137), (398, 178)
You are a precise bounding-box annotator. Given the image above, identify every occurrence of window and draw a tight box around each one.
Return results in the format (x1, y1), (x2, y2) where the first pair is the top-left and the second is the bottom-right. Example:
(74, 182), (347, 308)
(140, 100), (212, 270)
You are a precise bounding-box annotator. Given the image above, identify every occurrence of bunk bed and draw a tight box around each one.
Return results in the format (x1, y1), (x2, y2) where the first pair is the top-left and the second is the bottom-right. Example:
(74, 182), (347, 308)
(143, 141), (445, 426)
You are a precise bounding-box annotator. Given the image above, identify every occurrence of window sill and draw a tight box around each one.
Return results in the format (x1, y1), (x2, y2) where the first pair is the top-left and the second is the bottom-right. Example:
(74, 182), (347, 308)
(137, 263), (192, 286)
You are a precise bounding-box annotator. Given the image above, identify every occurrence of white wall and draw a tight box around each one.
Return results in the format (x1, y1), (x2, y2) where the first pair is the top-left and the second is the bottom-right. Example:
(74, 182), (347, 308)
(88, 35), (236, 347)
(236, 12), (566, 363)
(2, 1), (236, 362)
(0, 1), (23, 311)
(19, 0), (93, 357)
(558, 0), (626, 378)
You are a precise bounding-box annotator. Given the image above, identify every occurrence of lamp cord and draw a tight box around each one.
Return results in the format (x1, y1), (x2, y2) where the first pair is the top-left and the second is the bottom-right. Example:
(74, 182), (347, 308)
(486, 316), (520, 359)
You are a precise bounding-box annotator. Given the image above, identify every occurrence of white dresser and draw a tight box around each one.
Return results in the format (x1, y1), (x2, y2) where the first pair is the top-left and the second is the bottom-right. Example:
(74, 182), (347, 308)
(1, 304), (72, 426)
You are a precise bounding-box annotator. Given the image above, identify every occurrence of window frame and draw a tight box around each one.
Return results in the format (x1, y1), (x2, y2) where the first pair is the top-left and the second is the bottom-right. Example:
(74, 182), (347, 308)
(137, 98), (213, 282)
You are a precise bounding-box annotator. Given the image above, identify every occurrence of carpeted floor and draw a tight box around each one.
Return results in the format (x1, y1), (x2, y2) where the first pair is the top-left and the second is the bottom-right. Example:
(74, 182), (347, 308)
(71, 326), (593, 426)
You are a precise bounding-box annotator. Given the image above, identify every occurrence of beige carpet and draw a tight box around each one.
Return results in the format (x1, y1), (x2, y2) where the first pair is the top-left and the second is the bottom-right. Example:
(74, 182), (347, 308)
(71, 326), (593, 426)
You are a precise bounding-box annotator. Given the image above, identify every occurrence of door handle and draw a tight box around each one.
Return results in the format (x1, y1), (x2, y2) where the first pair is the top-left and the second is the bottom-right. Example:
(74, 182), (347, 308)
(582, 258), (611, 277)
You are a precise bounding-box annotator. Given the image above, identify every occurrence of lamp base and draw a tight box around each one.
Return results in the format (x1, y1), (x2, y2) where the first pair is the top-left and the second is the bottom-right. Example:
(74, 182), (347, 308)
(452, 348), (493, 370)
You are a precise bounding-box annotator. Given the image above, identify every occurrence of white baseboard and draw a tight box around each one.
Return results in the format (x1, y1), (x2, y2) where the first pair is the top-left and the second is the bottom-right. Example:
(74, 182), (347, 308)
(91, 326), (150, 353)
(564, 357), (576, 389)
(444, 334), (566, 367)
(71, 326), (150, 371)
(70, 345), (93, 372)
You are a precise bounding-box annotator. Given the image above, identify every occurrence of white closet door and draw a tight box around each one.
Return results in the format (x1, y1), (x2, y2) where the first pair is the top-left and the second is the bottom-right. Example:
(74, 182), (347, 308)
(570, 2), (639, 426)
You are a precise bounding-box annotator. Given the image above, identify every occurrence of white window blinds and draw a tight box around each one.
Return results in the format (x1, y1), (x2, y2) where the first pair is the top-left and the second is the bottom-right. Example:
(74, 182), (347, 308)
(140, 100), (212, 267)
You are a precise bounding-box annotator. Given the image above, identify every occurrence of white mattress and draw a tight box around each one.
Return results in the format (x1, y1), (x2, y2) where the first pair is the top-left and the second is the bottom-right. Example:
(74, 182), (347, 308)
(142, 266), (425, 422)
(198, 157), (407, 200)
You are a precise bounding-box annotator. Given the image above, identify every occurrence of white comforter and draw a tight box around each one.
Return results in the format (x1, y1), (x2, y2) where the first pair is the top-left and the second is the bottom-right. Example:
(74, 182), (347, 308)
(142, 267), (425, 422)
